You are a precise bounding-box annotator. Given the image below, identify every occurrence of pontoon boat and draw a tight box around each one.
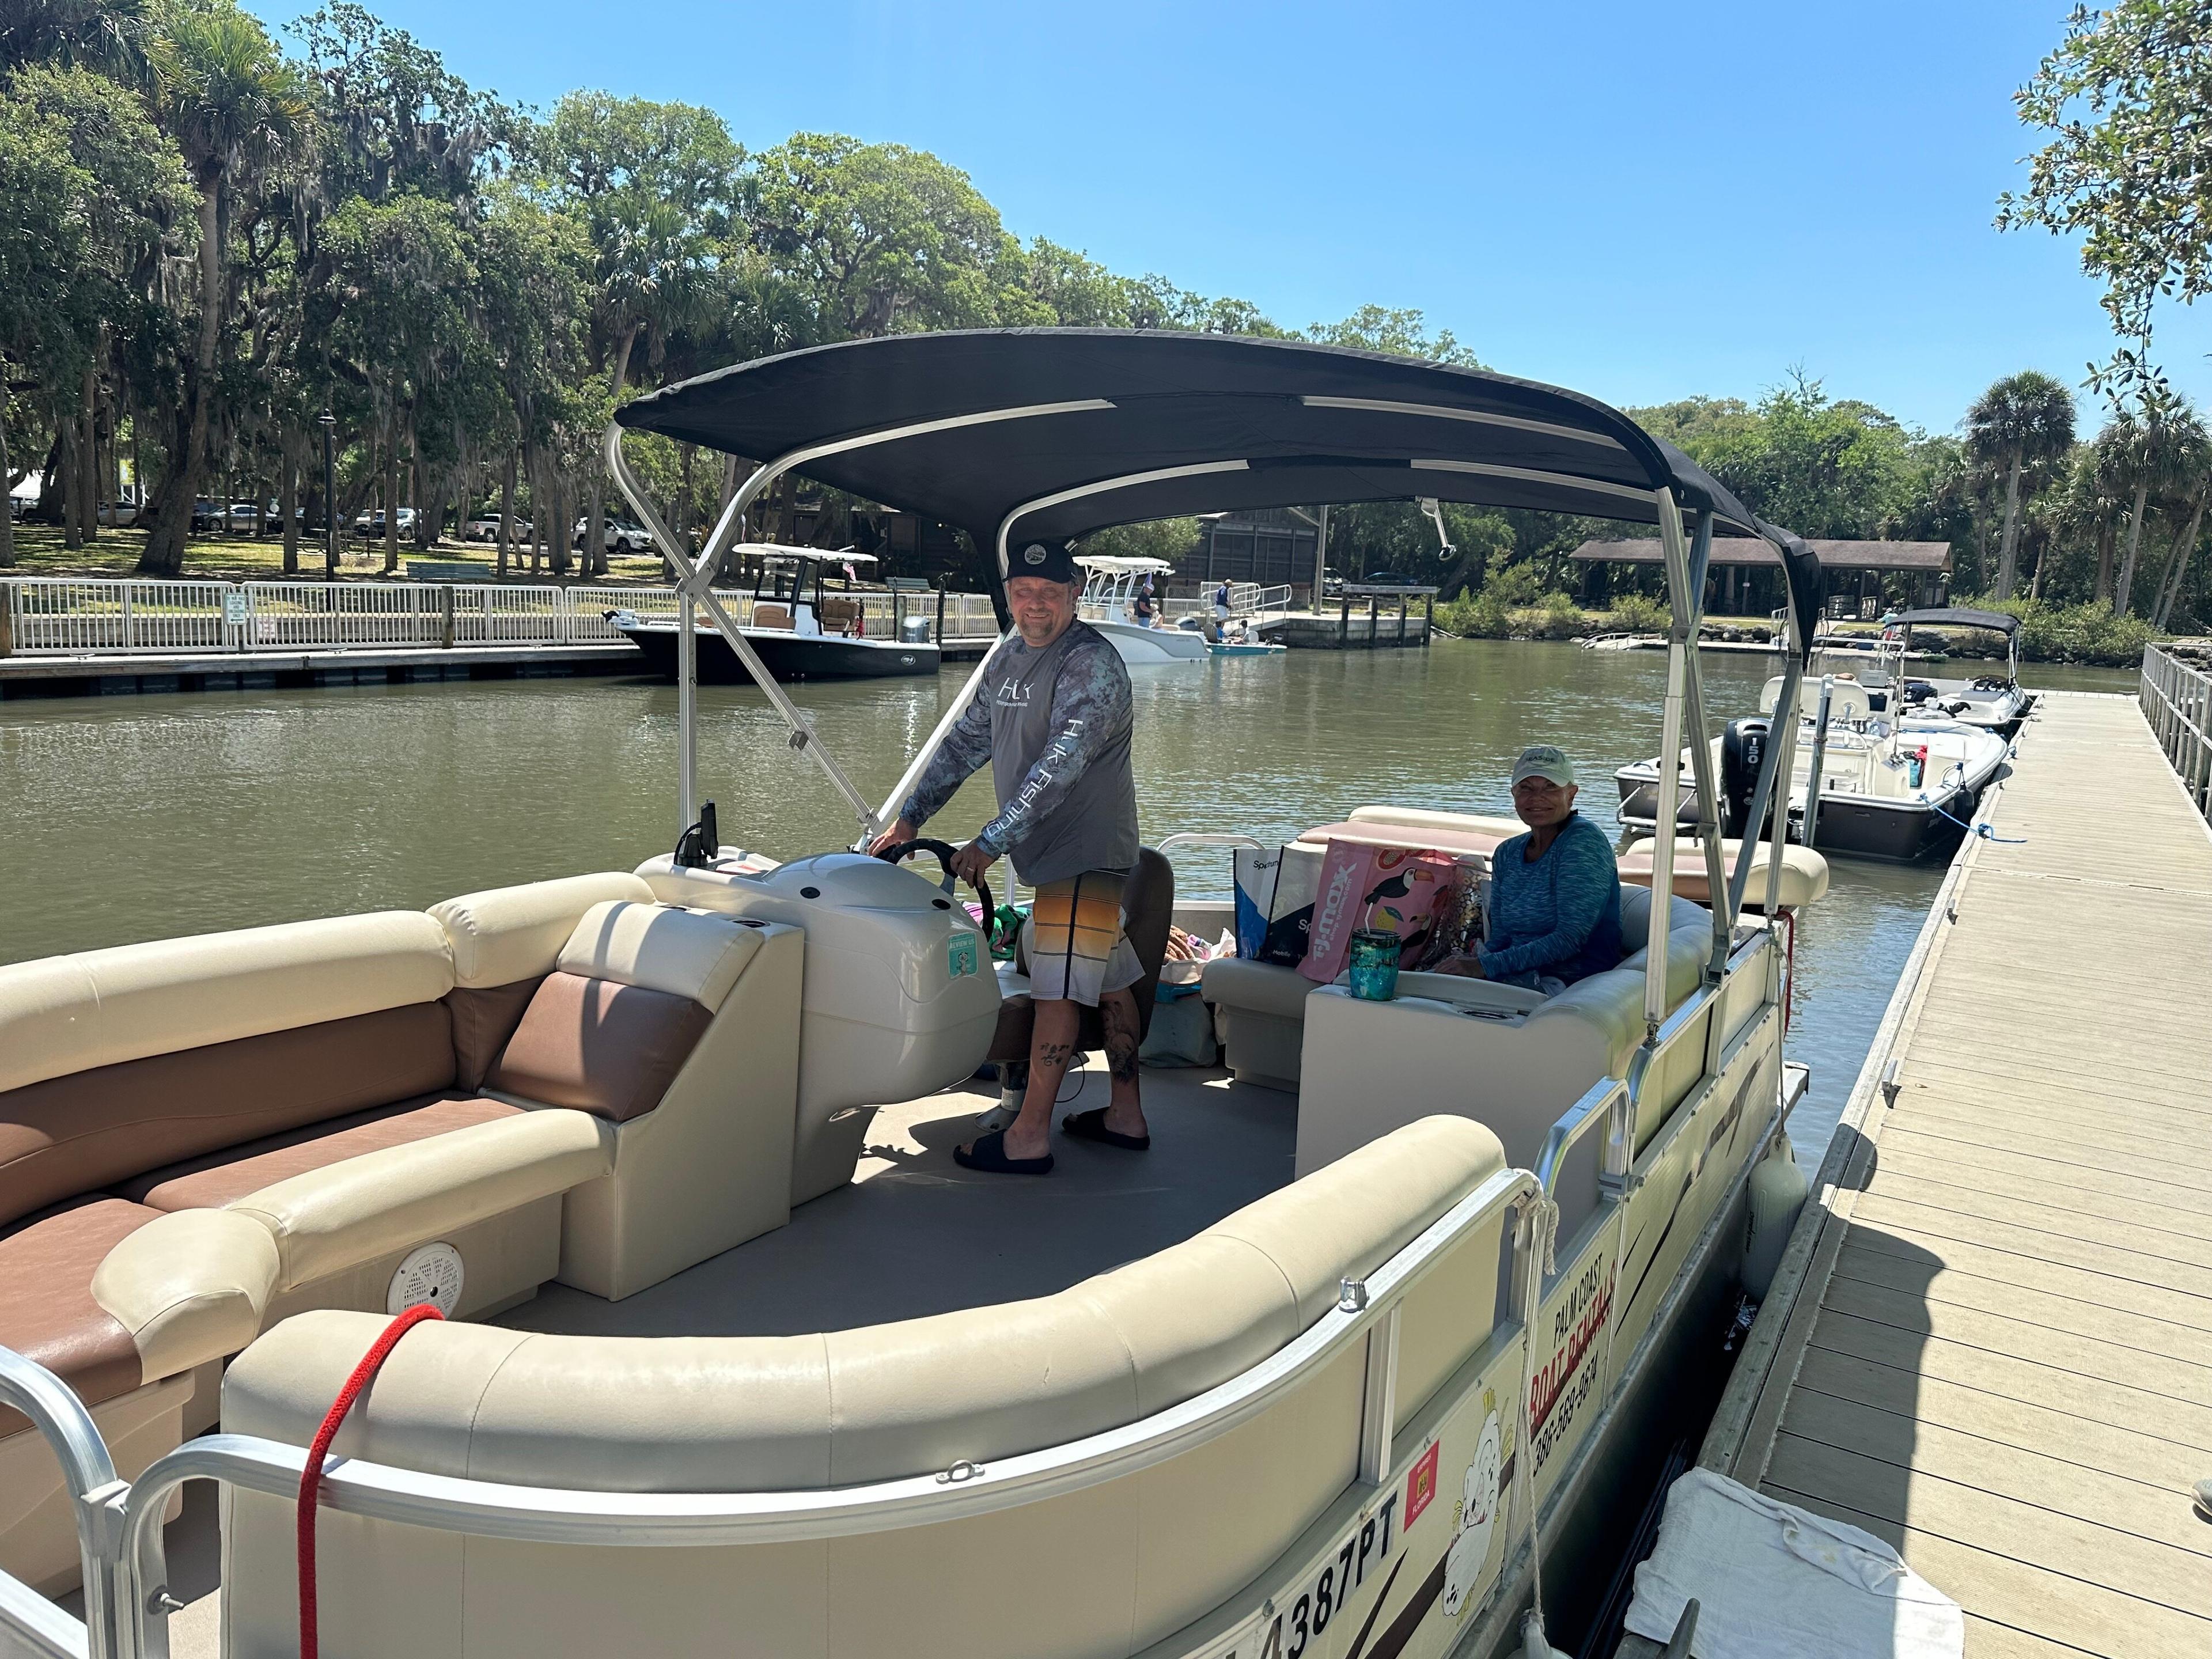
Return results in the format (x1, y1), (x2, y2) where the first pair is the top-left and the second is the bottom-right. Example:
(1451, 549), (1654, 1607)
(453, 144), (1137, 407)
(0, 329), (1830, 1659)
(609, 546), (941, 680)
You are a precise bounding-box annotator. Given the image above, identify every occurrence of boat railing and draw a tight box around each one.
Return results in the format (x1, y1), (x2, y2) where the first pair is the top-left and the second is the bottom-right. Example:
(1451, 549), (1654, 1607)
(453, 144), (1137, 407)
(2141, 642), (2212, 819)
(0, 1158), (1543, 1659)
(0, 578), (1005, 657)
(0, 925), (1787, 1659)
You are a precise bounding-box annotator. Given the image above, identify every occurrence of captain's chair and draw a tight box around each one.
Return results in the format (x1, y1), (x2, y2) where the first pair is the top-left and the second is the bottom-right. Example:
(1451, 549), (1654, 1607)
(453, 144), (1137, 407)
(986, 848), (1175, 1065)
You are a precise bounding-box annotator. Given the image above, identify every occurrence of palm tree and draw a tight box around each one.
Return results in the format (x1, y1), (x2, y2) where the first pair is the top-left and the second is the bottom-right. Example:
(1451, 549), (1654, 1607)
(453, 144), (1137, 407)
(2111, 392), (2197, 616)
(1963, 370), (2075, 600)
(2148, 415), (2212, 631)
(137, 3), (312, 574)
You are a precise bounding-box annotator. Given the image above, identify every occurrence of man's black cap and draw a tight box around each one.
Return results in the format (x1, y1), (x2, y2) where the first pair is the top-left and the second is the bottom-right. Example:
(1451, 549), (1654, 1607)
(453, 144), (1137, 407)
(1007, 541), (1080, 584)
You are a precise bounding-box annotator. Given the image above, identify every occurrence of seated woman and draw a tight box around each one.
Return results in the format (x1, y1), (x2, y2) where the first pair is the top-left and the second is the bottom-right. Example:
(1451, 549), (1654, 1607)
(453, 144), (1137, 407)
(1442, 745), (1622, 991)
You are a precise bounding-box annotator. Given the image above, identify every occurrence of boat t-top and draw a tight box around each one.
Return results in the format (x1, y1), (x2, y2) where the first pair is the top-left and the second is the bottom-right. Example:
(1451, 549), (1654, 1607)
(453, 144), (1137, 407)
(0, 328), (1830, 1659)
(1878, 607), (2034, 737)
(1616, 628), (2010, 860)
(608, 544), (941, 680)
(1073, 554), (1213, 664)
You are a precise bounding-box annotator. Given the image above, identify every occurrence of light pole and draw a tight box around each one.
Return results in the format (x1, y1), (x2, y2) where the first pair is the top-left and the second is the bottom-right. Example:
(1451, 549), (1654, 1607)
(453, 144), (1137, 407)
(319, 411), (336, 582)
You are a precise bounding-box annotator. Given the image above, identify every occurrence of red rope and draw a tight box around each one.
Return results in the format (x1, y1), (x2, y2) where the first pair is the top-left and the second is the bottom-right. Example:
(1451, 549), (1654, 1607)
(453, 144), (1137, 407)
(297, 1303), (444, 1659)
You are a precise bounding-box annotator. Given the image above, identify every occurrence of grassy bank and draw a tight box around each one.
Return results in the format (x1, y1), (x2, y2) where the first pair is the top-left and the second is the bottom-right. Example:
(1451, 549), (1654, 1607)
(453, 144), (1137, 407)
(1, 525), (666, 585)
(1430, 589), (2162, 666)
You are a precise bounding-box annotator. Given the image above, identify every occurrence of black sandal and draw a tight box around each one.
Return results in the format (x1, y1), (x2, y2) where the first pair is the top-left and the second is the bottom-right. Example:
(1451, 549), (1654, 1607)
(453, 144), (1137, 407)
(1061, 1108), (1151, 1152)
(953, 1130), (1055, 1176)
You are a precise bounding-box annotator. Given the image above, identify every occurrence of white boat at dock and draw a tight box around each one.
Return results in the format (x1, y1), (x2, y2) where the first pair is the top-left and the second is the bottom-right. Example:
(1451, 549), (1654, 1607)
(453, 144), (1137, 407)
(0, 328), (1833, 1659)
(1075, 555), (1213, 664)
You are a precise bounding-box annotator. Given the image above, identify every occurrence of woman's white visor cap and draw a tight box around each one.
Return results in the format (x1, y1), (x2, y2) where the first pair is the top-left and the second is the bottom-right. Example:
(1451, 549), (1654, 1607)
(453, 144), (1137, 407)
(1512, 745), (1575, 787)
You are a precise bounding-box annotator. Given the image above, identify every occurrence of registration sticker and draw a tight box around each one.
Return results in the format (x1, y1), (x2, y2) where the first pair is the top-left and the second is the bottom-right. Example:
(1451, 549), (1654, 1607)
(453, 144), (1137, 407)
(946, 931), (979, 978)
(1404, 1439), (1440, 1527)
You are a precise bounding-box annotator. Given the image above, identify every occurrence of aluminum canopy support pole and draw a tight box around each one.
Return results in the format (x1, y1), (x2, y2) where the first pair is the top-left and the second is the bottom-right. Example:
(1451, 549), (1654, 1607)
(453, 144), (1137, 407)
(1726, 660), (1800, 918)
(873, 635), (1008, 830)
(1760, 673), (1800, 918)
(1672, 511), (1736, 966)
(605, 424), (882, 844)
(1643, 490), (1694, 1034)
(677, 596), (696, 831)
(1801, 677), (1835, 851)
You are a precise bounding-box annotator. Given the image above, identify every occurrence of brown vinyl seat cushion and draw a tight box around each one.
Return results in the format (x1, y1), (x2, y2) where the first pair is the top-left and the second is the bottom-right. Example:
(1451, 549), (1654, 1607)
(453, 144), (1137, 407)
(0, 1002), (457, 1232)
(117, 1094), (523, 1213)
(0, 1199), (160, 1440)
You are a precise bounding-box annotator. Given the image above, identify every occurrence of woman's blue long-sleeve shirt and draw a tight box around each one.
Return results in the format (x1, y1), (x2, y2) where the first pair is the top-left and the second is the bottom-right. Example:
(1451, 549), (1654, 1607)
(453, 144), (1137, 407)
(1478, 813), (1623, 988)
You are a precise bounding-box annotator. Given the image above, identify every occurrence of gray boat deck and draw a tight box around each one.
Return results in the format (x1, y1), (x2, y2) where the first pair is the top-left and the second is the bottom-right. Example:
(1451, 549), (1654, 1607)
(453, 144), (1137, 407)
(1687, 693), (2212, 1657)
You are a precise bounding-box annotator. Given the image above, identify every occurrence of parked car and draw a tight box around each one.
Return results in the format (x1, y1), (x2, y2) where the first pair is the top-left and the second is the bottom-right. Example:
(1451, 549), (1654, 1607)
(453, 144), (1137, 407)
(190, 498), (223, 533)
(96, 499), (139, 527)
(464, 514), (531, 543)
(573, 515), (654, 555)
(352, 507), (418, 539)
(225, 502), (264, 535)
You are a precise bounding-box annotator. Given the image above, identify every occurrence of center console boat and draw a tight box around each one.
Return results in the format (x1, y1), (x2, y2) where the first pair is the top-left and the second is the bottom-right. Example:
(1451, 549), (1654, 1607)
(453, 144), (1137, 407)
(0, 329), (1829, 1659)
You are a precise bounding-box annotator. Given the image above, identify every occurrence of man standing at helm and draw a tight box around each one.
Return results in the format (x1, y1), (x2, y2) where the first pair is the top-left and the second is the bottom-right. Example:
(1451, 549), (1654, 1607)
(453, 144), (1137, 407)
(870, 540), (1146, 1176)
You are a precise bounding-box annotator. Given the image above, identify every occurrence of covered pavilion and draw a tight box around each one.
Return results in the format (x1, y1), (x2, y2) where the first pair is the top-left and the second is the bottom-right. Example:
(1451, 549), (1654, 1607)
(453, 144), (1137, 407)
(1570, 536), (1951, 618)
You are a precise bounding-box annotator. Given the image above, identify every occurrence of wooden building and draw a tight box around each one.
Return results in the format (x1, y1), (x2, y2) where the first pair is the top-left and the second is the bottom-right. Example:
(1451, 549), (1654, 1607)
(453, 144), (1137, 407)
(1569, 537), (1953, 618)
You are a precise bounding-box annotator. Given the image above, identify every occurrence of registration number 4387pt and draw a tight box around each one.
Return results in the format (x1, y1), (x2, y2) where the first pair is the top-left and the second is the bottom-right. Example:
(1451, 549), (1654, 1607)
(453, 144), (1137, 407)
(1251, 1491), (1402, 1659)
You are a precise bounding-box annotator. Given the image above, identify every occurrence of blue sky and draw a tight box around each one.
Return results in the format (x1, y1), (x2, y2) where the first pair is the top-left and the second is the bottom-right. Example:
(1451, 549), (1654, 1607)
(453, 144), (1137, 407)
(247, 0), (2212, 436)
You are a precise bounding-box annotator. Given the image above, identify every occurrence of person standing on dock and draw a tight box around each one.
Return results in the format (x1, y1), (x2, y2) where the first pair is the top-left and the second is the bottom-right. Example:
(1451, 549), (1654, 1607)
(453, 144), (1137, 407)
(870, 541), (1147, 1176)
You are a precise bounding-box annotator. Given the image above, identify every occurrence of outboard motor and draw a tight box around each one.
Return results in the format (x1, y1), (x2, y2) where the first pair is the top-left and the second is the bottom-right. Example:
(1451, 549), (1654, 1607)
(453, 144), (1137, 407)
(1719, 717), (1771, 837)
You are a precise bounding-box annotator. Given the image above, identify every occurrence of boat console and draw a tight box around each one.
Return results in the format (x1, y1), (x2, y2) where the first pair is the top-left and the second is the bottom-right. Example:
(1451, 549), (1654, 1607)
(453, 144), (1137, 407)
(635, 849), (1002, 1201)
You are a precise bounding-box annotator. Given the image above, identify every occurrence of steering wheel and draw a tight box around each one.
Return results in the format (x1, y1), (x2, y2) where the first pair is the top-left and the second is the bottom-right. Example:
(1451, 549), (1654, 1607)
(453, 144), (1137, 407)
(872, 837), (997, 941)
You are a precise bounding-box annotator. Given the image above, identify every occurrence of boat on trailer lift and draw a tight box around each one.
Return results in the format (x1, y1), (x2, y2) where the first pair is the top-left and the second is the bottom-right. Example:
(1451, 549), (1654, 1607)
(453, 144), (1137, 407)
(607, 544), (941, 681)
(0, 328), (1830, 1659)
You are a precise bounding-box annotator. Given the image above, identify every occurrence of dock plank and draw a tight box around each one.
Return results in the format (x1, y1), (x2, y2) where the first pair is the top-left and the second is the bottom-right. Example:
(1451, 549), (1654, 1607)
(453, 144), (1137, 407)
(1817, 1274), (2212, 1403)
(1806, 1308), (2212, 1449)
(1831, 1240), (2210, 1362)
(1858, 1167), (2212, 1262)
(1841, 1221), (2212, 1335)
(1763, 1435), (2212, 1612)
(1775, 1390), (2210, 1556)
(1703, 696), (2212, 1656)
(1763, 1483), (2210, 1658)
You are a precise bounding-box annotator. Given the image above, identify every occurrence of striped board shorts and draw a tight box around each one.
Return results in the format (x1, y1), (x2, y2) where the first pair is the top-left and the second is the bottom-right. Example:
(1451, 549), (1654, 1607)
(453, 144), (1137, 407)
(1024, 870), (1145, 1006)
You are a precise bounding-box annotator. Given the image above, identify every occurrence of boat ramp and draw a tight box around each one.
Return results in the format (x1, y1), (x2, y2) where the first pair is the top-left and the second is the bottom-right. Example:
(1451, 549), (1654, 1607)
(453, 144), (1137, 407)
(1631, 677), (2212, 1656)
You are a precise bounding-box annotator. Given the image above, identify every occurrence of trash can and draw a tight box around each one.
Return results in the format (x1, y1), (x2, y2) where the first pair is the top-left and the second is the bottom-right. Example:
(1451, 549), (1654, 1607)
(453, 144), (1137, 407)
(900, 616), (931, 644)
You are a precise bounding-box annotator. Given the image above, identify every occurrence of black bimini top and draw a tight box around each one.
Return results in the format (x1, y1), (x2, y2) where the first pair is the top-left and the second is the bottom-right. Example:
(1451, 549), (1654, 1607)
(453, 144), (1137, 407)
(616, 328), (1823, 645)
(1887, 607), (2020, 636)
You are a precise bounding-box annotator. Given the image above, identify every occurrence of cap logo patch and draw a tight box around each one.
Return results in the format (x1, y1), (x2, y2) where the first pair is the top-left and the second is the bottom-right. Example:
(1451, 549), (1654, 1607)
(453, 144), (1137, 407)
(1022, 544), (1047, 566)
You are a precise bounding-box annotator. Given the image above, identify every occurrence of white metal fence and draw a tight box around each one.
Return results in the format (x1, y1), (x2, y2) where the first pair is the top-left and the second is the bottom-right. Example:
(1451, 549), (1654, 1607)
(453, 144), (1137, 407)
(2141, 642), (2211, 818)
(1160, 581), (1296, 623)
(0, 578), (1002, 657)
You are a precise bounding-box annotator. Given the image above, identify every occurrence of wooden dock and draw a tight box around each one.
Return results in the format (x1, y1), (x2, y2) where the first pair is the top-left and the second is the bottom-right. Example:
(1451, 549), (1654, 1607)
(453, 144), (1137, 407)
(1685, 691), (2212, 1656)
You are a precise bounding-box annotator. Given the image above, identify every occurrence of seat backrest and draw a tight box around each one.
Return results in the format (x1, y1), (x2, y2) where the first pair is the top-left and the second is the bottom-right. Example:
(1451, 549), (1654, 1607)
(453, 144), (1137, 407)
(430, 873), (655, 1086)
(0, 914), (456, 1229)
(222, 1115), (1504, 1490)
(487, 901), (768, 1122)
(1121, 847), (1176, 1036)
(752, 603), (793, 630)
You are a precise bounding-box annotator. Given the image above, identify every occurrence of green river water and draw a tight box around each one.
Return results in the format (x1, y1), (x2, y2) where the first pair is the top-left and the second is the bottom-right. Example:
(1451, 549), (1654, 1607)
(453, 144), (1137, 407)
(0, 640), (2138, 1164)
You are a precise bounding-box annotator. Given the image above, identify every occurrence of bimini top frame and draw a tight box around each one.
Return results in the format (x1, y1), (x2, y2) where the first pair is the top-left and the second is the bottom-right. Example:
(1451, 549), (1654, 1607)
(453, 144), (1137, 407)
(604, 328), (1823, 1032)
